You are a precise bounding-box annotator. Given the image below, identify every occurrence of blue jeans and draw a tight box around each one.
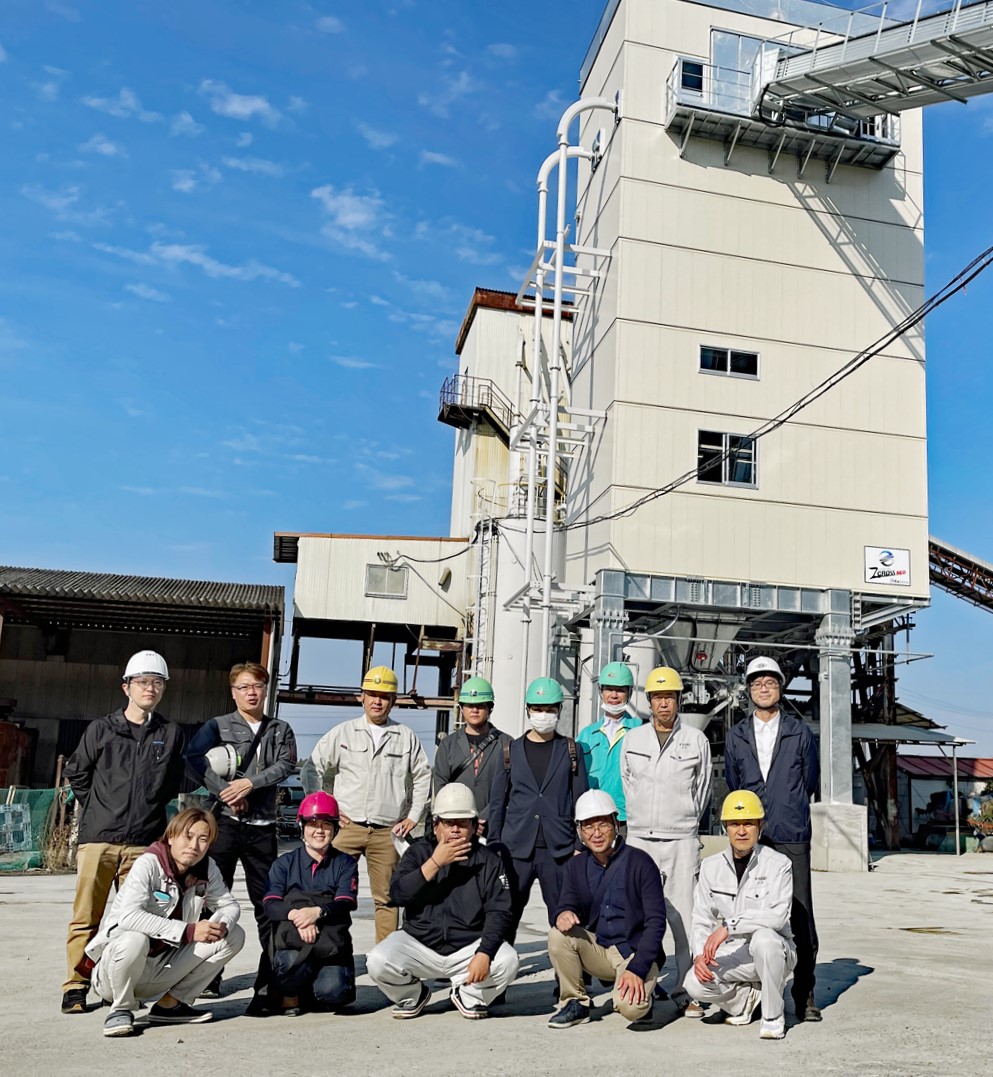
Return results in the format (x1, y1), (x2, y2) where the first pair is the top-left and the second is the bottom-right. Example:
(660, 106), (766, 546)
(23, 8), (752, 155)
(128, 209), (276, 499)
(271, 949), (355, 1009)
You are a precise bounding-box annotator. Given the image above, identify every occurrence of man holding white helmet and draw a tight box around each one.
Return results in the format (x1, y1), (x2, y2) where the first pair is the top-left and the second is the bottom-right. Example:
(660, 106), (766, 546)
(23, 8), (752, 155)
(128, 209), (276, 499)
(547, 790), (666, 1029)
(366, 782), (519, 1020)
(303, 665), (431, 944)
(683, 790), (797, 1040)
(62, 650), (185, 1015)
(487, 677), (589, 940)
(185, 661), (297, 1013)
(723, 655), (821, 1023)
(621, 666), (711, 1014)
(576, 663), (641, 833)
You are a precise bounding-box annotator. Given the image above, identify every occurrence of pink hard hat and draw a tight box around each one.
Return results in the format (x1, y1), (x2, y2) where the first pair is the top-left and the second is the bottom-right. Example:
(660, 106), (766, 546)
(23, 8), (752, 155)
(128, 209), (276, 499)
(298, 791), (339, 822)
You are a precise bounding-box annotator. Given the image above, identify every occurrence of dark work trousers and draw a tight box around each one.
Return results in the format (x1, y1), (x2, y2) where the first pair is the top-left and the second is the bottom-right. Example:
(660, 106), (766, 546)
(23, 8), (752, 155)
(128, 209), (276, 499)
(763, 838), (818, 1004)
(271, 950), (355, 1011)
(508, 846), (572, 942)
(210, 816), (278, 992)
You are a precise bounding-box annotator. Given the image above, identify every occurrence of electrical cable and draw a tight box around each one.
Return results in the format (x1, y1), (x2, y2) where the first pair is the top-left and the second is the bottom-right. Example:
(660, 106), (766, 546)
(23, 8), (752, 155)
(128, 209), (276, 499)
(560, 241), (993, 532)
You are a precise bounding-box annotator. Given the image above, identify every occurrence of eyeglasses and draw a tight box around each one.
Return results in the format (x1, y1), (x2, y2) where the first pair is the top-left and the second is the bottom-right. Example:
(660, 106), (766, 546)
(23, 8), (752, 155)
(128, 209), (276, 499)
(750, 677), (780, 689)
(579, 820), (614, 835)
(233, 683), (267, 693)
(131, 677), (165, 689)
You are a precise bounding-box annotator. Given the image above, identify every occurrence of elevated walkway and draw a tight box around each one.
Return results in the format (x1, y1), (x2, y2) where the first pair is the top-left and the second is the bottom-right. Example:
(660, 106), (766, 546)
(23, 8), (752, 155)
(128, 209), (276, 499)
(929, 535), (993, 613)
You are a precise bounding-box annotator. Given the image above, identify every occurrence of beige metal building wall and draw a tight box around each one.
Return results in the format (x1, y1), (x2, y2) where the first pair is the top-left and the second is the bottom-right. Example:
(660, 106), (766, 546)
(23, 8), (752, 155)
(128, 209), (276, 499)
(565, 0), (928, 598)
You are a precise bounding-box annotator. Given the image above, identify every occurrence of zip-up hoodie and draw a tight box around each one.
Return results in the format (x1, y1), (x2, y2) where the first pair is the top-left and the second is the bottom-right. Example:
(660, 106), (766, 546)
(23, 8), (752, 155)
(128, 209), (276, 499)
(64, 709), (185, 846)
(85, 841), (240, 963)
(621, 717), (712, 840)
(388, 836), (513, 958)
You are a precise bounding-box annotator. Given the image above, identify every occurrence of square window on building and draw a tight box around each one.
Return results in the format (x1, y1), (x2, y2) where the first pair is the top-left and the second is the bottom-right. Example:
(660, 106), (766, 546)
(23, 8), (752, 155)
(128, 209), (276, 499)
(364, 564), (409, 599)
(699, 345), (758, 380)
(681, 60), (704, 94)
(697, 430), (756, 487)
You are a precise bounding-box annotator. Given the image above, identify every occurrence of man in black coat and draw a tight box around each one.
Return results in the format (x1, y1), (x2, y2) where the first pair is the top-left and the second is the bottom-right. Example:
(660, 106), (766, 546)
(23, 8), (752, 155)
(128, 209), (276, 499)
(366, 783), (519, 1020)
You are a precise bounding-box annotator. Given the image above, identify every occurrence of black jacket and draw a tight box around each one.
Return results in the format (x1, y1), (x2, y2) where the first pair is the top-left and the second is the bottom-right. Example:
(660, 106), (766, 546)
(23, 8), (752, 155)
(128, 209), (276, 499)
(723, 711), (820, 844)
(64, 709), (185, 846)
(389, 837), (513, 958)
(485, 734), (589, 858)
(432, 725), (512, 817)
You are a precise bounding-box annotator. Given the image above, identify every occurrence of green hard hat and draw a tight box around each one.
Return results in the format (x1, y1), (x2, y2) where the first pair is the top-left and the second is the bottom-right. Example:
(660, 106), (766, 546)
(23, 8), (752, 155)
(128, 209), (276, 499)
(598, 662), (634, 689)
(460, 677), (494, 705)
(525, 677), (564, 706)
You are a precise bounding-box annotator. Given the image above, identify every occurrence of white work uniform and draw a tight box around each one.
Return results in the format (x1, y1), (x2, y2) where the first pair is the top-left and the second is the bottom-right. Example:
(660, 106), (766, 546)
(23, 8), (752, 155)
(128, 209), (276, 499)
(683, 843), (796, 1021)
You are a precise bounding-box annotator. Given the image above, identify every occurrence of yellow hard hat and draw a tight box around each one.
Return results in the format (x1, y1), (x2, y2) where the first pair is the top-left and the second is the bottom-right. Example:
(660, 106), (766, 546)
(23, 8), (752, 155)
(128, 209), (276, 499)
(361, 666), (399, 693)
(644, 666), (684, 694)
(721, 790), (765, 822)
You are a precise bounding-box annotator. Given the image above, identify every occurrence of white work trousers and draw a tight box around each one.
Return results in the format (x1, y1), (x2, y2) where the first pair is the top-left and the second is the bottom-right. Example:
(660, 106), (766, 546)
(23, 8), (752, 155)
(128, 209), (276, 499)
(626, 834), (699, 995)
(92, 926), (245, 1012)
(366, 931), (519, 1008)
(682, 927), (797, 1022)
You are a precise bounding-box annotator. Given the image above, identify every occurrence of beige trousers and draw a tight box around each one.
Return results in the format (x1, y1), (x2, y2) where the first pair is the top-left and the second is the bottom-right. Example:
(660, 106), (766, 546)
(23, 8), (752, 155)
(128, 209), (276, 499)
(548, 926), (658, 1022)
(332, 823), (399, 943)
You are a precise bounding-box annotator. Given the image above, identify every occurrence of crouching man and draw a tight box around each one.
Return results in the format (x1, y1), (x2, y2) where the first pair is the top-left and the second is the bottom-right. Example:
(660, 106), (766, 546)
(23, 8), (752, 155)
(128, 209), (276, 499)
(547, 790), (666, 1029)
(367, 783), (519, 1020)
(683, 791), (797, 1040)
(87, 808), (244, 1038)
(262, 792), (358, 1016)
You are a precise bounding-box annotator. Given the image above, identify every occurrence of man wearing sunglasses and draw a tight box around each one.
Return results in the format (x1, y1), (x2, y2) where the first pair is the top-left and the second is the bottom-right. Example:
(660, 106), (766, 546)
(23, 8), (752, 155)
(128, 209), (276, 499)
(185, 661), (297, 1013)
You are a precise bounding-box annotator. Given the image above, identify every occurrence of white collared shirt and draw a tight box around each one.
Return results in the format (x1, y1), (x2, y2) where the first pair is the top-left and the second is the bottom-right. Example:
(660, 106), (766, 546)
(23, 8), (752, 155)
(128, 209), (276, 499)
(753, 711), (780, 782)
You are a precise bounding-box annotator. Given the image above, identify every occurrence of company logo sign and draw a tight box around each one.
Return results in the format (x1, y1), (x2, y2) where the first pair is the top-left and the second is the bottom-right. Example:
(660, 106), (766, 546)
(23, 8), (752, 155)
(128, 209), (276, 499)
(864, 546), (910, 586)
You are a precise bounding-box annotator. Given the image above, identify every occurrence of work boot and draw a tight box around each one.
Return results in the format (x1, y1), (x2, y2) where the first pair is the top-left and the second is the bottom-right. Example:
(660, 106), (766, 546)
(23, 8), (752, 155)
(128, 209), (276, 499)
(61, 988), (88, 1014)
(793, 989), (822, 1022)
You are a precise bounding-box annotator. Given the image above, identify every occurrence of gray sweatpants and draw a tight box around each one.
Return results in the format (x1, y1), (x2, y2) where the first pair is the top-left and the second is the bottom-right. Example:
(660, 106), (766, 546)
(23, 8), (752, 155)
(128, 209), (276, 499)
(92, 926), (245, 1012)
(682, 927), (797, 1022)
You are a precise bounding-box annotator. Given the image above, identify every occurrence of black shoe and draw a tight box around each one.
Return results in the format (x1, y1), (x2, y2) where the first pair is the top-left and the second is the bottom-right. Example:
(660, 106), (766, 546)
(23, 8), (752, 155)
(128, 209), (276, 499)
(62, 988), (88, 1014)
(148, 1001), (212, 1024)
(547, 999), (591, 1029)
(391, 982), (431, 1020)
(450, 985), (488, 1020)
(199, 974), (222, 1000)
(803, 993), (822, 1022)
(245, 993), (275, 1018)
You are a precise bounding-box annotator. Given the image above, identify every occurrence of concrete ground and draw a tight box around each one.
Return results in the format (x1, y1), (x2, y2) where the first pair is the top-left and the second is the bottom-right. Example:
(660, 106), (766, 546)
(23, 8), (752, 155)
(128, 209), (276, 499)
(2, 851), (992, 1077)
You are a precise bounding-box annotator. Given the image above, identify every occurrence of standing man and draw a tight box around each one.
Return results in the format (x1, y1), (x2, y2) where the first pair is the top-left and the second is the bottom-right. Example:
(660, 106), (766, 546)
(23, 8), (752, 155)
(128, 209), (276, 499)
(62, 650), (185, 1015)
(486, 677), (589, 936)
(433, 676), (511, 833)
(185, 661), (297, 1014)
(576, 662), (641, 833)
(621, 666), (711, 1014)
(367, 783), (519, 1019)
(547, 790), (666, 1029)
(303, 665), (432, 944)
(683, 791), (797, 1039)
(723, 655), (821, 1022)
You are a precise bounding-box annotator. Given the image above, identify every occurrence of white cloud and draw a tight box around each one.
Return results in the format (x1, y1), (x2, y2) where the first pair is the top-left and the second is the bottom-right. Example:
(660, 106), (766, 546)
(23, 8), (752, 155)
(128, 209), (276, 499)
(199, 79), (280, 126)
(311, 184), (390, 261)
(222, 155), (284, 177)
(79, 132), (127, 157)
(178, 486), (228, 499)
(342, 499), (366, 510)
(385, 493), (422, 503)
(32, 79), (61, 102)
(93, 241), (158, 265)
(331, 356), (376, 369)
(45, 2), (80, 20)
(388, 308), (459, 340)
(223, 434), (263, 452)
(170, 111), (204, 137)
(82, 87), (162, 123)
(487, 43), (518, 61)
(419, 150), (457, 168)
(121, 485), (157, 495)
(418, 70), (473, 118)
(124, 282), (170, 302)
(171, 162), (221, 193)
(315, 16), (345, 32)
(369, 294), (390, 307)
(355, 463), (415, 491)
(534, 88), (567, 122)
(357, 123), (397, 150)
(50, 230), (82, 242)
(21, 184), (111, 226)
(119, 400), (144, 418)
(287, 96), (308, 114)
(393, 272), (449, 304)
(151, 242), (300, 287)
(236, 132), (253, 147)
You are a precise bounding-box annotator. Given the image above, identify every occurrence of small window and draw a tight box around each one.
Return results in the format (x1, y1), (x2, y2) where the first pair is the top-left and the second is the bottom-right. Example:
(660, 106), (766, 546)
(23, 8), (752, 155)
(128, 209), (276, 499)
(699, 345), (758, 379)
(365, 564), (409, 599)
(681, 60), (704, 94)
(697, 430), (756, 487)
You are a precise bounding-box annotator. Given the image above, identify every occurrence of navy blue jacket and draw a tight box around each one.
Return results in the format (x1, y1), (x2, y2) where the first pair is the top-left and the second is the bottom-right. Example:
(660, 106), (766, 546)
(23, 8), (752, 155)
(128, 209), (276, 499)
(723, 711), (819, 843)
(485, 735), (589, 859)
(555, 842), (666, 980)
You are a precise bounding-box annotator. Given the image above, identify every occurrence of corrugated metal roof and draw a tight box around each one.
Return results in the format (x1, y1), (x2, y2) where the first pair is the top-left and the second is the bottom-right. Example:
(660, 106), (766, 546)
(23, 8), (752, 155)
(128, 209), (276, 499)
(0, 566), (283, 611)
(897, 756), (993, 780)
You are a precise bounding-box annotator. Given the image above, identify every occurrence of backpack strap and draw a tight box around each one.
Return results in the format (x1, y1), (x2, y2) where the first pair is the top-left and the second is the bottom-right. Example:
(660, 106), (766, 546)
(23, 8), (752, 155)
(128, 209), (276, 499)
(566, 736), (578, 776)
(503, 740), (511, 771)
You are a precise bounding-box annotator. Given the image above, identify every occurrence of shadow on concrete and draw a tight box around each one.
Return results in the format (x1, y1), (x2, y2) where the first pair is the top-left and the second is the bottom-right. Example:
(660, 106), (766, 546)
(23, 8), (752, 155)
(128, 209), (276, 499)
(621, 995), (685, 1033)
(811, 956), (874, 1011)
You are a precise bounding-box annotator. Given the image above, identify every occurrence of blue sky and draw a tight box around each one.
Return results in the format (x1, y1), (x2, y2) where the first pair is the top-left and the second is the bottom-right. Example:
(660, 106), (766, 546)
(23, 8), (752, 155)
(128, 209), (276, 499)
(1, 1), (992, 756)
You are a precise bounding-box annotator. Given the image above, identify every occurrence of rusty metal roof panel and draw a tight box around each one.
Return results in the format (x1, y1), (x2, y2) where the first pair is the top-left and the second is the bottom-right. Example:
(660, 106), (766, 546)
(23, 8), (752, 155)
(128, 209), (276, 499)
(896, 755), (993, 780)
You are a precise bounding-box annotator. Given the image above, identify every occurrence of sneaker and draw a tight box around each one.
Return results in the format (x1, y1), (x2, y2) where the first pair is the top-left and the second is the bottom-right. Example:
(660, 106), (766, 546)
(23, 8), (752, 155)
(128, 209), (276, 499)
(391, 982), (431, 1020)
(450, 985), (488, 1020)
(61, 988), (88, 1014)
(148, 1001), (212, 1024)
(199, 974), (222, 1000)
(792, 988), (822, 1022)
(725, 987), (761, 1026)
(103, 1010), (135, 1037)
(684, 1001), (705, 1019)
(547, 999), (591, 1029)
(760, 1016), (786, 1040)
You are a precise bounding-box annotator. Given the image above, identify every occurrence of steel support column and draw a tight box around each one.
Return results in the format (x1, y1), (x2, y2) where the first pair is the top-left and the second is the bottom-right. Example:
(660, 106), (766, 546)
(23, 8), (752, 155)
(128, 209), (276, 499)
(589, 570), (628, 727)
(815, 591), (855, 805)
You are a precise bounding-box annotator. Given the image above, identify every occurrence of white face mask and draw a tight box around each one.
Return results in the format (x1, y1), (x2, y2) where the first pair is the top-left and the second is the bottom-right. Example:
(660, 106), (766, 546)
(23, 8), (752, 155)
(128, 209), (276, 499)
(601, 700), (628, 718)
(528, 710), (559, 734)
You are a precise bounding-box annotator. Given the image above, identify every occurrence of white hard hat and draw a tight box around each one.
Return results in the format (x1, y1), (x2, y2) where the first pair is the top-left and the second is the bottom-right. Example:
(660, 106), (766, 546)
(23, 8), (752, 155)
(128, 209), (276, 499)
(123, 650), (169, 681)
(206, 744), (240, 781)
(745, 656), (784, 684)
(575, 789), (619, 823)
(433, 783), (478, 819)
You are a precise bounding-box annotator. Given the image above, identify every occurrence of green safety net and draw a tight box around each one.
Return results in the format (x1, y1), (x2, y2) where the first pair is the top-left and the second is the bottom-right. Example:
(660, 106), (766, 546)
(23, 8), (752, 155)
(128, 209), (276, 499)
(0, 788), (57, 871)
